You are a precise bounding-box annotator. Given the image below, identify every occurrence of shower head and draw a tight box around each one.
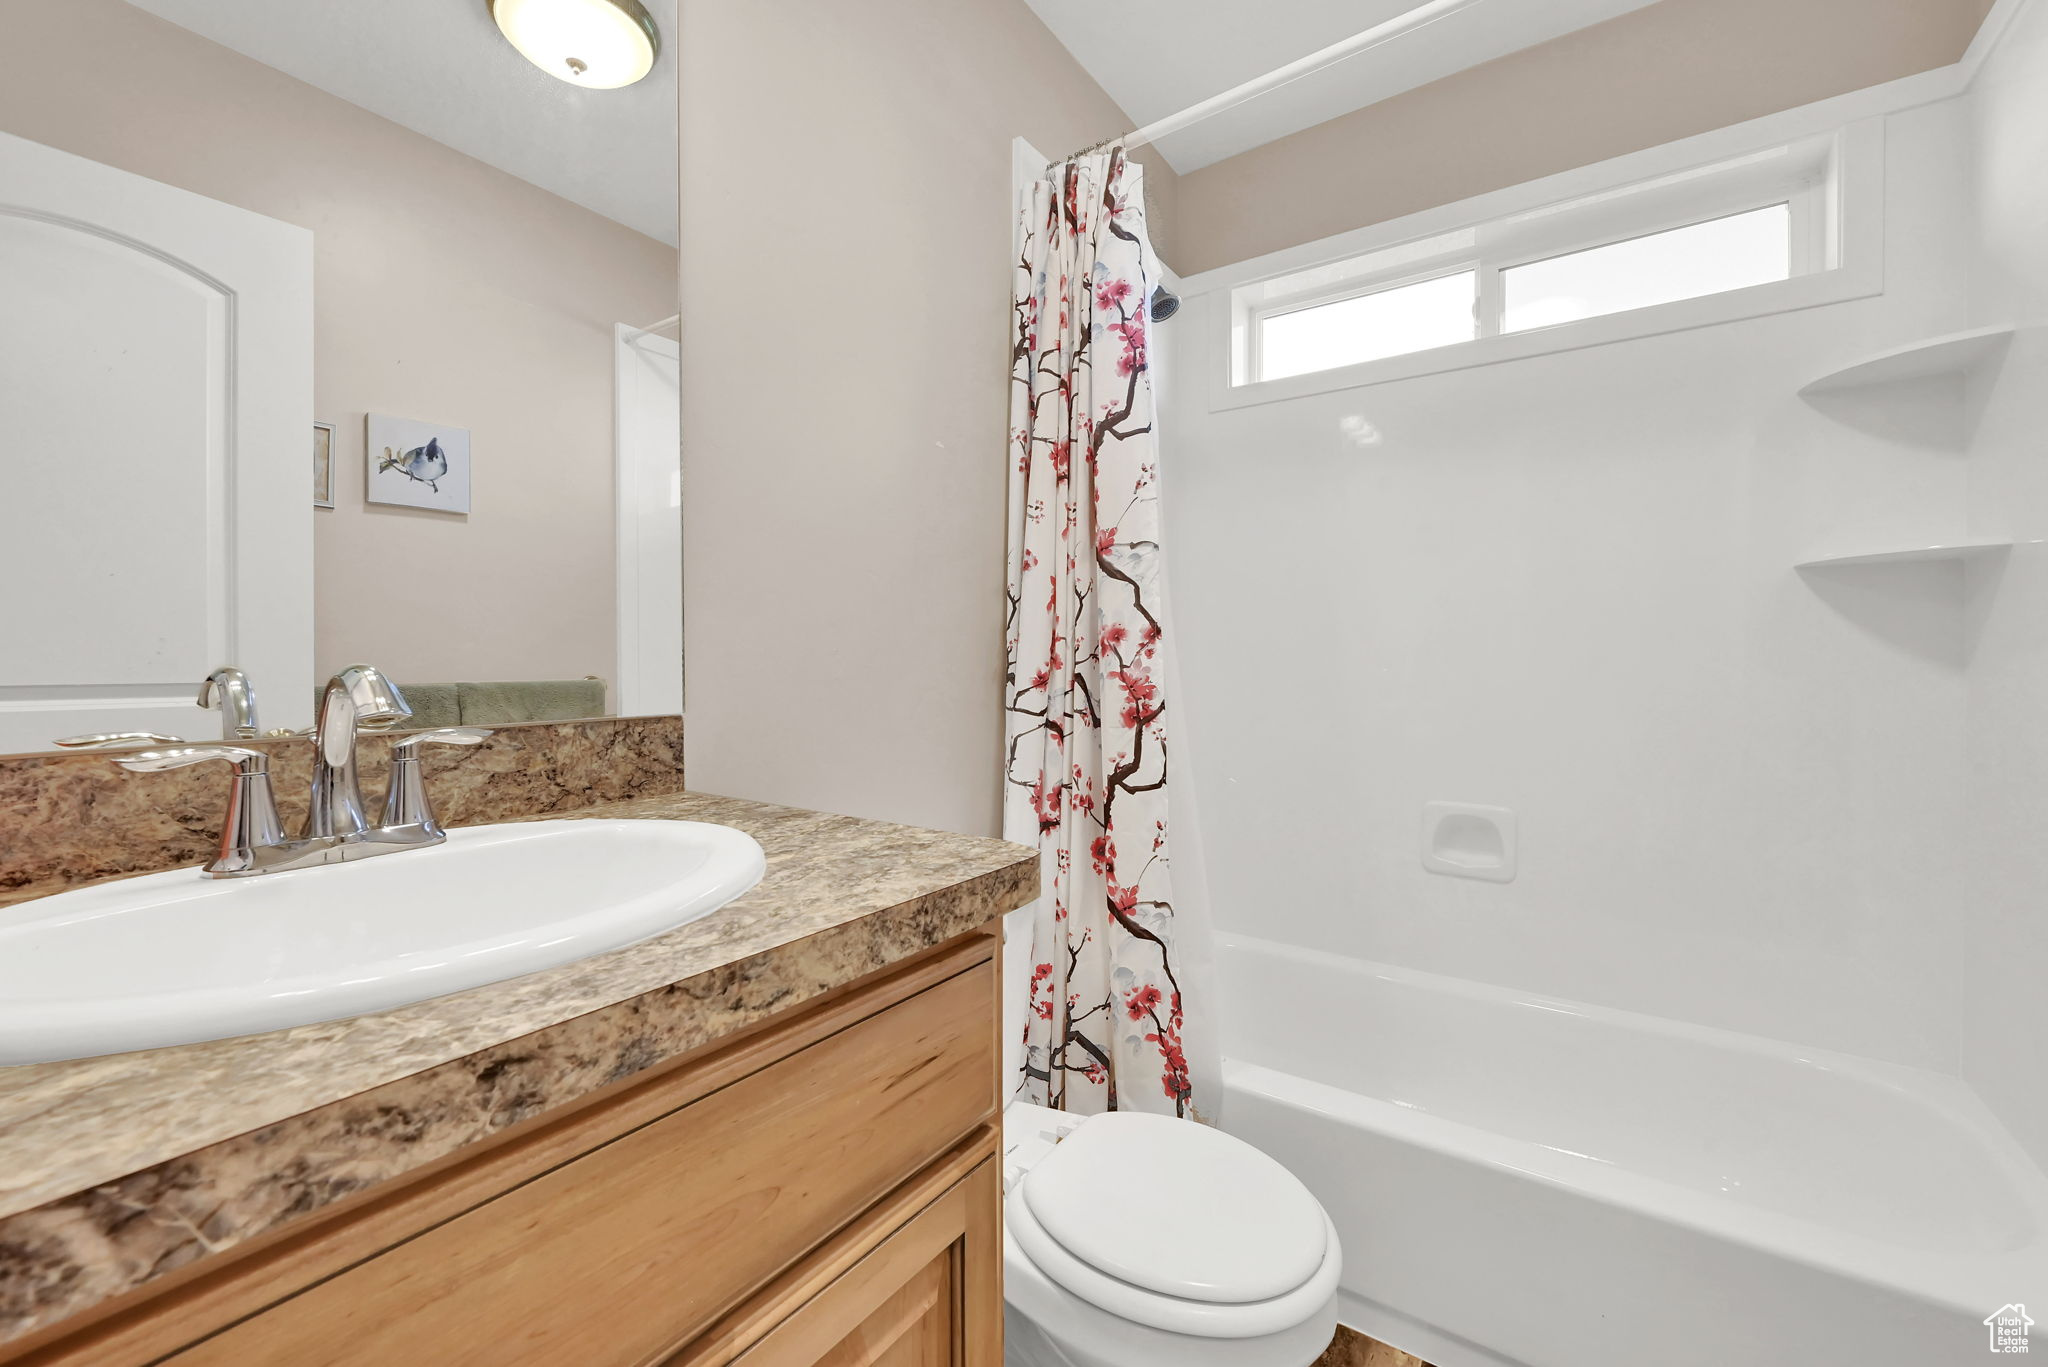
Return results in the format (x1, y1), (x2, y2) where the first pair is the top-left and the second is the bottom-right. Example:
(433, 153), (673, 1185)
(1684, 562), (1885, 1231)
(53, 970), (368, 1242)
(1149, 285), (1181, 322)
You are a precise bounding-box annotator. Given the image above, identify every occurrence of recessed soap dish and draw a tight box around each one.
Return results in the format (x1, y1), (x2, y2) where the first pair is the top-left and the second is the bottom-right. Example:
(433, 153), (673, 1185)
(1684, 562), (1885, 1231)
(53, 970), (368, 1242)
(1422, 802), (1517, 883)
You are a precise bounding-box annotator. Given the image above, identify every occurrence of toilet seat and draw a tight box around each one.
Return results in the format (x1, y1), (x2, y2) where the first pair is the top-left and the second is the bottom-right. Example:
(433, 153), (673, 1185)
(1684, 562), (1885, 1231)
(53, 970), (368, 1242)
(1008, 1188), (1342, 1338)
(1006, 1111), (1342, 1340)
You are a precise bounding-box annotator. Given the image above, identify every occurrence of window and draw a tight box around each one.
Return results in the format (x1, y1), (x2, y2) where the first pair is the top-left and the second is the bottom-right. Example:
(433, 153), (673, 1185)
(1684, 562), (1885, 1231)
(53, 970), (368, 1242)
(1258, 270), (1476, 381)
(1230, 132), (1853, 391)
(1501, 204), (1791, 333)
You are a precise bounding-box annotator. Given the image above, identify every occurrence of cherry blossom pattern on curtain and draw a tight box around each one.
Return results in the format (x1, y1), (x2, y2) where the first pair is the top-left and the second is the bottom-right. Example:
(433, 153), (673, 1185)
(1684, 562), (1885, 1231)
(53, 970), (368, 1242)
(1003, 147), (1195, 1120)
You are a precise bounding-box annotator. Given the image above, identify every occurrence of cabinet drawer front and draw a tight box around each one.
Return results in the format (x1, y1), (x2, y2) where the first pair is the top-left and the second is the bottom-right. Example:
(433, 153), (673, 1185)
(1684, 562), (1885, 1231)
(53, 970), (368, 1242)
(170, 966), (995, 1367)
(714, 1163), (990, 1367)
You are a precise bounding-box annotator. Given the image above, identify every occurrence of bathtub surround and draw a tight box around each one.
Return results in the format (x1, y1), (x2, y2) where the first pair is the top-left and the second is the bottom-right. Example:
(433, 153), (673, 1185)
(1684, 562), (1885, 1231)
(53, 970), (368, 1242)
(1163, 4), (2048, 1362)
(0, 791), (1036, 1344)
(1168, 83), (1982, 1074)
(1005, 149), (1205, 1119)
(1961, 0), (2048, 1170)
(0, 715), (684, 907)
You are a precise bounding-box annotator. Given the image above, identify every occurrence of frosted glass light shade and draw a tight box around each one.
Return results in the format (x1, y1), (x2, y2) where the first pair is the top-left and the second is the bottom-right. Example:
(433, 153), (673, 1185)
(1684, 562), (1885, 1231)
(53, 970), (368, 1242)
(489, 0), (659, 89)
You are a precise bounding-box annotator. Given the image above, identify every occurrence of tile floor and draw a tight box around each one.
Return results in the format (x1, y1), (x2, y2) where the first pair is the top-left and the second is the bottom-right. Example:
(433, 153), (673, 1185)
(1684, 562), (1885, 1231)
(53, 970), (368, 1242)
(1313, 1323), (1434, 1367)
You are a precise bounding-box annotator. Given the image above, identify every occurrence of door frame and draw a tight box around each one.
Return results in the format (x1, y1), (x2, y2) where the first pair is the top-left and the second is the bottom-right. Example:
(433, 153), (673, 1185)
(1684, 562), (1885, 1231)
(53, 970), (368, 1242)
(613, 322), (683, 718)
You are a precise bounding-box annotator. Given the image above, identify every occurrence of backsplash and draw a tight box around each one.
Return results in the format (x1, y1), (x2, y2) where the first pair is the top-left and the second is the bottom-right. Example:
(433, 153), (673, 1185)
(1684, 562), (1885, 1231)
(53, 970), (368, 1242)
(0, 715), (685, 907)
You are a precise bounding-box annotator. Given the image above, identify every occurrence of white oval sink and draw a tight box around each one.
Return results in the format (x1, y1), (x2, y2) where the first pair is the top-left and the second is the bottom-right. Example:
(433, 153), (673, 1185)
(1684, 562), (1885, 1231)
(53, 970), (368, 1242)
(0, 819), (766, 1065)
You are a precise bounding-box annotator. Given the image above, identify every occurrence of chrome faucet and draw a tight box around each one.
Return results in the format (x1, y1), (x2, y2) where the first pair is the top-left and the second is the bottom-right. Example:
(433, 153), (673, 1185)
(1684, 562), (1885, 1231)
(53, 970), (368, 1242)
(198, 666), (262, 740)
(113, 664), (492, 878)
(307, 664), (413, 838)
(54, 665), (262, 750)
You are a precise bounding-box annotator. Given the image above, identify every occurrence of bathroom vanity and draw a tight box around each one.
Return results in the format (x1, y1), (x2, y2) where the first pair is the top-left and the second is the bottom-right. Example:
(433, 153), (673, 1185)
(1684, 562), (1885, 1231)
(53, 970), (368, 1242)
(0, 745), (1035, 1367)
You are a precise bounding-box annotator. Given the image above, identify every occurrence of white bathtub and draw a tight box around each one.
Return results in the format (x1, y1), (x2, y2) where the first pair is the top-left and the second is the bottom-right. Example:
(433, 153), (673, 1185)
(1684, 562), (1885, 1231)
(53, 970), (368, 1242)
(1216, 933), (2048, 1367)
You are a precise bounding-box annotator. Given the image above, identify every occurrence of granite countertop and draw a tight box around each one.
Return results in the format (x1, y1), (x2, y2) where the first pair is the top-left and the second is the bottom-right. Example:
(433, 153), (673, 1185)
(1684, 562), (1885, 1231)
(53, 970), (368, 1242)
(0, 791), (1037, 1343)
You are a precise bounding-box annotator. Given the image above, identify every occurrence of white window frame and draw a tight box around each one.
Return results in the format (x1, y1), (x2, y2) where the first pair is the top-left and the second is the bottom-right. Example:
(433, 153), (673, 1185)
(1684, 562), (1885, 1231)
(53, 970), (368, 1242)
(1214, 119), (1884, 410)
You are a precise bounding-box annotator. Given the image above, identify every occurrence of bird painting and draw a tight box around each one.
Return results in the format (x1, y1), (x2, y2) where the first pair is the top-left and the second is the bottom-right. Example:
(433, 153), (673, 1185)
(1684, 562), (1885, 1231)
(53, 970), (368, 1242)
(366, 414), (470, 512)
(379, 437), (450, 492)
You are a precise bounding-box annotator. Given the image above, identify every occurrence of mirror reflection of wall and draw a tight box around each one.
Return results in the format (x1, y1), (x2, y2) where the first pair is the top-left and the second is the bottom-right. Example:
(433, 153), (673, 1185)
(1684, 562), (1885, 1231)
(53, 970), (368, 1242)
(0, 0), (680, 754)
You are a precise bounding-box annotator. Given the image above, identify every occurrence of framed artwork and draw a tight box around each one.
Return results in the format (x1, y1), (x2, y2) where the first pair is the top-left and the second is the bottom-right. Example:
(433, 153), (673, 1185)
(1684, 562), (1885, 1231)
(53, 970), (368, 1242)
(312, 421), (335, 509)
(366, 412), (471, 514)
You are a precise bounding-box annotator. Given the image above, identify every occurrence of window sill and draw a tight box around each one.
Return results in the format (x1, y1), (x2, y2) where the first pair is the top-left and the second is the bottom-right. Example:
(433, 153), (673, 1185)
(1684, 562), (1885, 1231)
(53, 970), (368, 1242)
(1211, 265), (1881, 413)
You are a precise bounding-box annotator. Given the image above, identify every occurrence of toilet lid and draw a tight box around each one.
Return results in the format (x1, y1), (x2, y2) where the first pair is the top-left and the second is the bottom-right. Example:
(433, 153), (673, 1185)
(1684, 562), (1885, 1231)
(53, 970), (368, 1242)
(1020, 1112), (1328, 1304)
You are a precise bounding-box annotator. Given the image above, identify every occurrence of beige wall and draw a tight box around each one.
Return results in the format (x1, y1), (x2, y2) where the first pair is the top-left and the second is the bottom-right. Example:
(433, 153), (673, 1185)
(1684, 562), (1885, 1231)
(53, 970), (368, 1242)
(1174, 0), (1996, 275)
(0, 0), (676, 692)
(678, 0), (1171, 836)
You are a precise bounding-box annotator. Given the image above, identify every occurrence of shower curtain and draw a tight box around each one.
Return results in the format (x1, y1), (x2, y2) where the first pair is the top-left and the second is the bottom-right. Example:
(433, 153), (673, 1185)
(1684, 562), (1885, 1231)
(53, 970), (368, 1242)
(1004, 146), (1211, 1121)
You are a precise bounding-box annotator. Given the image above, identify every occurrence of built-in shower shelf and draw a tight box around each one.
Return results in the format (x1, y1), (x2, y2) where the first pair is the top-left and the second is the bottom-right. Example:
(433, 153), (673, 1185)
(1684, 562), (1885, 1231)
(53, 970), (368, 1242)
(1794, 539), (2013, 570)
(1799, 325), (2016, 397)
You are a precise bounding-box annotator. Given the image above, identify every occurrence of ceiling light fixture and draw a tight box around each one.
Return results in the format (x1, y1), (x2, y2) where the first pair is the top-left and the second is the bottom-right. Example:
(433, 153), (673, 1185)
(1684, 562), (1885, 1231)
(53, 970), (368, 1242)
(487, 0), (660, 90)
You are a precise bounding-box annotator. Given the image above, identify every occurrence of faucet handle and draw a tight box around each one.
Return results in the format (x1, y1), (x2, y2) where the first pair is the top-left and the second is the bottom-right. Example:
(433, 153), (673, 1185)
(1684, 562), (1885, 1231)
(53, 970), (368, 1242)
(390, 727), (493, 755)
(115, 745), (270, 774)
(54, 731), (186, 749)
(113, 747), (285, 877)
(381, 728), (493, 835)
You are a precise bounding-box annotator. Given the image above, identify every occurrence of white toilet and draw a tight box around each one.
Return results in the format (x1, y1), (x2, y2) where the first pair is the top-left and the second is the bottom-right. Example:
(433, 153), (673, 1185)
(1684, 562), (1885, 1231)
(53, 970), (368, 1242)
(1001, 1101), (1341, 1367)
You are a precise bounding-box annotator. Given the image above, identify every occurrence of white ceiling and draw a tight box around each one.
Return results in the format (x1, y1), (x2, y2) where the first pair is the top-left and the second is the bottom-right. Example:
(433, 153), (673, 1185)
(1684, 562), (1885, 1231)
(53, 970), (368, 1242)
(127, 0), (679, 245)
(128, 0), (1657, 230)
(1024, 0), (1665, 172)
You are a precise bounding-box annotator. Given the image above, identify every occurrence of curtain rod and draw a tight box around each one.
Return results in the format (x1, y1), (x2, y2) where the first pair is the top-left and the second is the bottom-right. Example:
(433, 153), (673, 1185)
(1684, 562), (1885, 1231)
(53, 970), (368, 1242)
(1052, 0), (1487, 167)
(626, 314), (679, 338)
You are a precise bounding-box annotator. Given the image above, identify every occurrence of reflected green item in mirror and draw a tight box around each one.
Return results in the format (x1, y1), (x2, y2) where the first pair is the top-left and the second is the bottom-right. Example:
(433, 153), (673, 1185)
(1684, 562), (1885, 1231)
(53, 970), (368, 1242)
(393, 684), (463, 731)
(454, 679), (608, 725)
(380, 680), (608, 728)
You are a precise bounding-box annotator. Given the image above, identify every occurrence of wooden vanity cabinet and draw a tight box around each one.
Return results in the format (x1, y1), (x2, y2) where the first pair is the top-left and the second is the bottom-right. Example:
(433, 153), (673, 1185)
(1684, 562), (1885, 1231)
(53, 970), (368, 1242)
(7, 929), (1005, 1367)
(678, 1156), (1001, 1367)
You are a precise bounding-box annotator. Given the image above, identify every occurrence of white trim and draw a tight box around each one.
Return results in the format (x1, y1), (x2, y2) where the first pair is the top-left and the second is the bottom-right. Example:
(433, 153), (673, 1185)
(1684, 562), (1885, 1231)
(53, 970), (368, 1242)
(1012, 136), (1047, 262)
(613, 323), (682, 718)
(1234, 138), (1834, 381)
(627, 313), (679, 338)
(1003, 134), (1049, 1103)
(1960, 0), (2032, 86)
(1208, 119), (1882, 408)
(1012, 138), (1047, 193)
(1180, 59), (1963, 299)
(1223, 271), (1880, 408)
(0, 692), (197, 715)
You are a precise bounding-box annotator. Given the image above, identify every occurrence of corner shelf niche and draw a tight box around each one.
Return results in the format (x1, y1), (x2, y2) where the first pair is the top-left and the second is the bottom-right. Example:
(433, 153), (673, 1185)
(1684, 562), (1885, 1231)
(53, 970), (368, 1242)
(1798, 324), (2016, 397)
(1794, 540), (2012, 571)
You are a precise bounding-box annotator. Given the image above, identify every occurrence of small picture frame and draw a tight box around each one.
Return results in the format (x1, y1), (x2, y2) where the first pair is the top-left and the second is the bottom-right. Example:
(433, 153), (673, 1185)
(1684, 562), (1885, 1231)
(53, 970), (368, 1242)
(366, 413), (472, 514)
(312, 421), (335, 509)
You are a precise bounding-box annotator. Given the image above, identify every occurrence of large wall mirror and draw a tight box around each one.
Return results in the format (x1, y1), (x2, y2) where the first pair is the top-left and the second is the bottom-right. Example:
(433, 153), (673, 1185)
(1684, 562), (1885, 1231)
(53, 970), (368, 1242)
(0, 0), (680, 754)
